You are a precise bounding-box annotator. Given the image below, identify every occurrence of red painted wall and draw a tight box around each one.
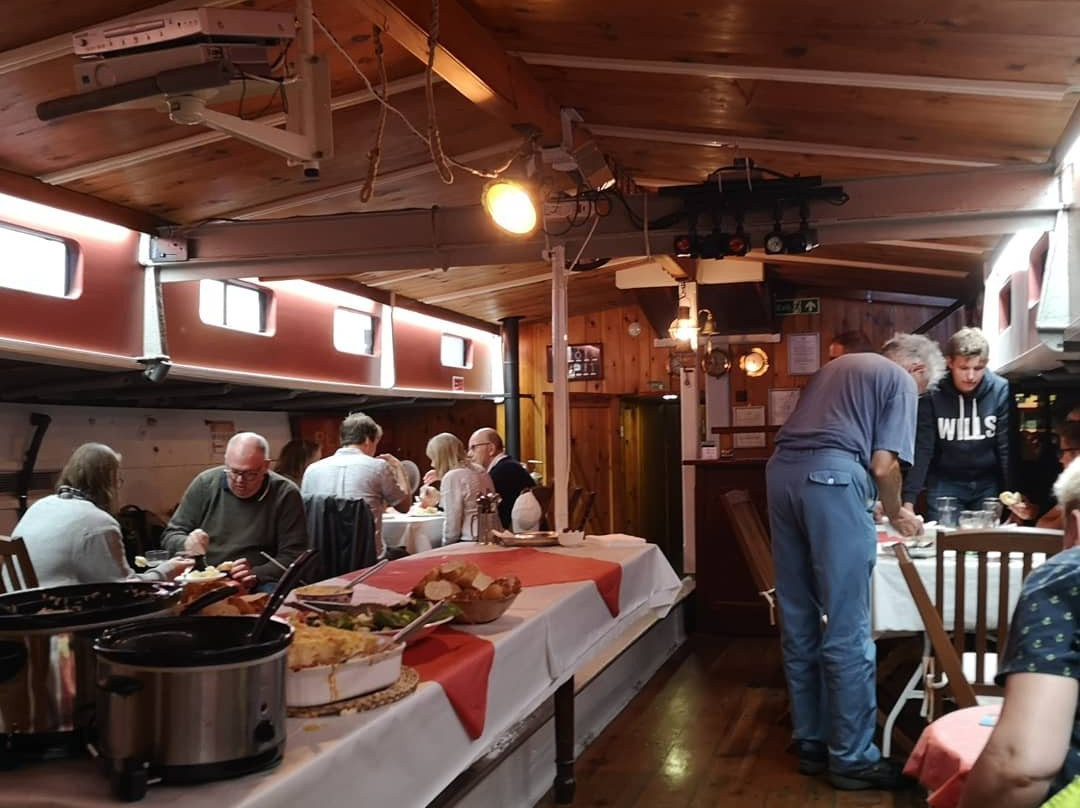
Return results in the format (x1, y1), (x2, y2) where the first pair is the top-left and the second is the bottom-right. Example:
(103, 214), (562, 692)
(162, 280), (384, 386)
(392, 310), (496, 393)
(0, 212), (142, 357)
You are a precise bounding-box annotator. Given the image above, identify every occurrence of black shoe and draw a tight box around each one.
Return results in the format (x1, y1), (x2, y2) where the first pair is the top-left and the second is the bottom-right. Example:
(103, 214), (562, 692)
(828, 759), (913, 791)
(795, 742), (827, 776)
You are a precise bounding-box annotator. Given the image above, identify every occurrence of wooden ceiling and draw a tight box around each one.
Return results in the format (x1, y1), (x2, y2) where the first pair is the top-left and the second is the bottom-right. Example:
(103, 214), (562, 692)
(1, 0), (1077, 323)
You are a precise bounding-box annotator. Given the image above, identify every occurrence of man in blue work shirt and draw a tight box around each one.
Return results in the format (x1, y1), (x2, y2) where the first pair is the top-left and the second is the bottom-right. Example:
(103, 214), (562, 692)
(767, 332), (945, 791)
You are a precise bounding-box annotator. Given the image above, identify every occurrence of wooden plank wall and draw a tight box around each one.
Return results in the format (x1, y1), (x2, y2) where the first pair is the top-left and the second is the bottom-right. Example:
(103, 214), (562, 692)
(718, 291), (969, 456)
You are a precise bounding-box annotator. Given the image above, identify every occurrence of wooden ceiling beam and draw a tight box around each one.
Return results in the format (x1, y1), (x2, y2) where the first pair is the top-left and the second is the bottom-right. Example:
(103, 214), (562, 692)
(342, 0), (566, 145)
(0, 169), (166, 232)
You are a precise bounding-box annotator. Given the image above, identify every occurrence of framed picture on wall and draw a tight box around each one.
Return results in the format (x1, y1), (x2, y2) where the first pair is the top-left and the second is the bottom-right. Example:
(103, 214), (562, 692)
(546, 343), (604, 381)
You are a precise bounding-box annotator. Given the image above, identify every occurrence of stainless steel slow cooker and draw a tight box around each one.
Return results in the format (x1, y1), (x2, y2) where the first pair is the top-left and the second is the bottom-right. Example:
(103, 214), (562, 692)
(0, 581), (181, 761)
(93, 615), (293, 801)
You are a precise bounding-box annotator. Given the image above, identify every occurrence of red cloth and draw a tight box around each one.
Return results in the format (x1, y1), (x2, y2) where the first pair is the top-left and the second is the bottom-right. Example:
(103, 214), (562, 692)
(904, 705), (1000, 808)
(364, 547), (624, 617)
(404, 627), (494, 740)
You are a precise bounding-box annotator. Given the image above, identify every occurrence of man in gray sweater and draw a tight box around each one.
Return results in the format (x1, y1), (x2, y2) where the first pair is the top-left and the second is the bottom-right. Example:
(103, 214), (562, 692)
(162, 432), (309, 585)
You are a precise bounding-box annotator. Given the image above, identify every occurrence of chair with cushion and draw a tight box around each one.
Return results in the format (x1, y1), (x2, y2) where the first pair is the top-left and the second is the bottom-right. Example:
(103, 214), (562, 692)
(0, 535), (39, 594)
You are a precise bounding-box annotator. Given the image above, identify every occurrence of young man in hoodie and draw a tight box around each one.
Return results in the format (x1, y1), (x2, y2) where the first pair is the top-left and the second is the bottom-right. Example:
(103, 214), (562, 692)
(902, 327), (1011, 521)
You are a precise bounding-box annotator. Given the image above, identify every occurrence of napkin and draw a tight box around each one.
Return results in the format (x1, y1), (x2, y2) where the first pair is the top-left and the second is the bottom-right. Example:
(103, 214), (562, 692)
(587, 533), (647, 547)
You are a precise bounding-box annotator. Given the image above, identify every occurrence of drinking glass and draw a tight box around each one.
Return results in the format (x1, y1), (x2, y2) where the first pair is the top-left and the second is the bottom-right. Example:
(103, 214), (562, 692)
(982, 498), (1003, 525)
(958, 510), (983, 530)
(144, 549), (169, 568)
(935, 496), (959, 528)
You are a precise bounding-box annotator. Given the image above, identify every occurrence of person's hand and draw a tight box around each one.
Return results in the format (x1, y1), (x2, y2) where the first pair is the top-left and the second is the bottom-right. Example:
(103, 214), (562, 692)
(185, 529), (210, 555)
(1006, 494), (1038, 521)
(154, 557), (194, 581)
(423, 469), (439, 485)
(891, 507), (924, 538)
(872, 501), (886, 523)
(226, 558), (257, 592)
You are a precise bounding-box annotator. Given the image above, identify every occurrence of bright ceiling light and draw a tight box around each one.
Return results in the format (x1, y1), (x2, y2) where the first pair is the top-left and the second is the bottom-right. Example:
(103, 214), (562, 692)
(739, 347), (770, 377)
(668, 305), (699, 346)
(482, 179), (538, 235)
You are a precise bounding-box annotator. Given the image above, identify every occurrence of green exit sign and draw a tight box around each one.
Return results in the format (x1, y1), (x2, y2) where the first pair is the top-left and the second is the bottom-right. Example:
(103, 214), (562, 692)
(775, 297), (820, 316)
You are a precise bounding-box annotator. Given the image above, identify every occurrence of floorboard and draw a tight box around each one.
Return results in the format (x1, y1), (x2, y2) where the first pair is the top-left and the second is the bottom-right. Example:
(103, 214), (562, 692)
(534, 635), (926, 808)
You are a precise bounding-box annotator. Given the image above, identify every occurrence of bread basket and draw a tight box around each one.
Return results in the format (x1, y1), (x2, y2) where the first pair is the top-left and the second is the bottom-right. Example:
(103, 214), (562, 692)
(451, 593), (518, 624)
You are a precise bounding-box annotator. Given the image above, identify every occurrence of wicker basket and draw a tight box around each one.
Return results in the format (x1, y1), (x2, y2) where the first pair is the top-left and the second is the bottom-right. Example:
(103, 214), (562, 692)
(451, 593), (518, 624)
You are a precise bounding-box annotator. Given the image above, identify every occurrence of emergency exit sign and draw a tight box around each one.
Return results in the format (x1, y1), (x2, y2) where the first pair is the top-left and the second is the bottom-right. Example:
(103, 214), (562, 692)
(774, 297), (820, 316)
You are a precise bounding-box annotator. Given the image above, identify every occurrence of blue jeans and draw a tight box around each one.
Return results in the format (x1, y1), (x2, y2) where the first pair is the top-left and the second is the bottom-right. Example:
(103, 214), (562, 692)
(766, 448), (880, 773)
(925, 477), (998, 522)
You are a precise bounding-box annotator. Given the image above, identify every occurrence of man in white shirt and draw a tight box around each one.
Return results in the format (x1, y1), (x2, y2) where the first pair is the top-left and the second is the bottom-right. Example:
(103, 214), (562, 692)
(301, 413), (407, 551)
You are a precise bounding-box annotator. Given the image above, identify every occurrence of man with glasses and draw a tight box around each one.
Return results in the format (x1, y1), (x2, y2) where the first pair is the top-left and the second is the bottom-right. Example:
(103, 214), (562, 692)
(162, 432), (308, 585)
(468, 427), (534, 529)
(1005, 420), (1080, 530)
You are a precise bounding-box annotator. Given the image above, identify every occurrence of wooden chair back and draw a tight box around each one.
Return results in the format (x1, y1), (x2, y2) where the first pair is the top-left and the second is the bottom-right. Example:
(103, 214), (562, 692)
(719, 490), (776, 595)
(935, 527), (1063, 692)
(894, 543), (978, 710)
(573, 491), (596, 532)
(533, 486), (586, 531)
(0, 535), (39, 594)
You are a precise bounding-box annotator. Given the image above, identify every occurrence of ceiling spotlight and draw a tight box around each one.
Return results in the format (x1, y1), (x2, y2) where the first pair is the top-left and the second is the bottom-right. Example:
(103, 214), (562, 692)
(482, 179), (538, 235)
(739, 347), (770, 377)
(764, 229), (785, 254)
(722, 229), (750, 257)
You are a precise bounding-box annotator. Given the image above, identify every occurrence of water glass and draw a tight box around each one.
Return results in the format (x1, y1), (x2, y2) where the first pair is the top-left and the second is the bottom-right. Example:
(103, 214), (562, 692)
(958, 510), (983, 530)
(935, 496), (959, 528)
(982, 498), (1003, 525)
(145, 549), (170, 568)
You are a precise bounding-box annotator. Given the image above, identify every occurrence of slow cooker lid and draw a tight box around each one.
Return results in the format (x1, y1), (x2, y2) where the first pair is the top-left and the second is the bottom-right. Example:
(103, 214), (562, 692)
(95, 616), (293, 667)
(0, 582), (180, 631)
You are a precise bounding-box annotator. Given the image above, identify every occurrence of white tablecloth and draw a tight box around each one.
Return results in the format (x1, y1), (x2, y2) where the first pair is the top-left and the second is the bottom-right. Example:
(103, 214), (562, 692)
(872, 546), (1044, 635)
(0, 541), (683, 808)
(381, 512), (445, 554)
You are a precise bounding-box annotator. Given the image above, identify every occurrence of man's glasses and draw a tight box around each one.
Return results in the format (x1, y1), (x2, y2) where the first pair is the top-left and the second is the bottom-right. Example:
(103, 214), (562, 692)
(225, 468), (263, 482)
(468, 441), (492, 452)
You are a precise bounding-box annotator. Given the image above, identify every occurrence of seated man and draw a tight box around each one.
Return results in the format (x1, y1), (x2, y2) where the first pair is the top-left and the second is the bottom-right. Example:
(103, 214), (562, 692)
(162, 432), (308, 586)
(301, 412), (407, 553)
(467, 427), (535, 529)
(1006, 419), (1080, 530)
(959, 455), (1080, 808)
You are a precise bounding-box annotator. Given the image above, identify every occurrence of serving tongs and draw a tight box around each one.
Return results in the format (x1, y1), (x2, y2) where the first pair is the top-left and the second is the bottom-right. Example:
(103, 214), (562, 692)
(249, 549), (318, 642)
(344, 558), (390, 590)
(388, 599), (452, 646)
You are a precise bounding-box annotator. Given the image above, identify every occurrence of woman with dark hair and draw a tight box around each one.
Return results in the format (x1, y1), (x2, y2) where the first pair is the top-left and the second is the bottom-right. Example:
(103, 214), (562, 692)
(13, 443), (191, 587)
(275, 439), (321, 486)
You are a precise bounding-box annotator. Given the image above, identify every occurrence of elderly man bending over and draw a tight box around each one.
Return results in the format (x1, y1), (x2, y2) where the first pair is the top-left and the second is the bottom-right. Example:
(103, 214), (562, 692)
(959, 456), (1080, 808)
(162, 432), (309, 586)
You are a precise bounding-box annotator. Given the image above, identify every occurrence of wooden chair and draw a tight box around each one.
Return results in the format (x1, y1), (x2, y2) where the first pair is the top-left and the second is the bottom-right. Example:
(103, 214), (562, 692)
(573, 491), (596, 532)
(533, 486), (585, 531)
(0, 535), (39, 594)
(935, 528), (1063, 699)
(719, 490), (777, 623)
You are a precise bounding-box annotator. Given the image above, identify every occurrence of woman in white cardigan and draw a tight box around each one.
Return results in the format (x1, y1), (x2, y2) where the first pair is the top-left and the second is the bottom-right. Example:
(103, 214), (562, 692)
(14, 443), (190, 587)
(425, 432), (494, 544)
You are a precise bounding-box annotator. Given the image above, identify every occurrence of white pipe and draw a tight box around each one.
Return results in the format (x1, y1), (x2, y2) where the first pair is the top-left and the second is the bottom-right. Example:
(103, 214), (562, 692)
(550, 244), (570, 531)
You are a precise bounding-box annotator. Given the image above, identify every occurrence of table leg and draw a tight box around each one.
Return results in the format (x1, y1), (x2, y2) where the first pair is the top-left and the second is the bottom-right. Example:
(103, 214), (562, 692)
(554, 678), (576, 804)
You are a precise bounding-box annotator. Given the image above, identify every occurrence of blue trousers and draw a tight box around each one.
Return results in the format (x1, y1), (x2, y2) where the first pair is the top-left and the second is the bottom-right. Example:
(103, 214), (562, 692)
(766, 448), (880, 773)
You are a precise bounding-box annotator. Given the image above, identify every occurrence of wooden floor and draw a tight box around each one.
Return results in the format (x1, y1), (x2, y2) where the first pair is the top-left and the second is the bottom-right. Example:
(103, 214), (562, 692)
(536, 635), (925, 808)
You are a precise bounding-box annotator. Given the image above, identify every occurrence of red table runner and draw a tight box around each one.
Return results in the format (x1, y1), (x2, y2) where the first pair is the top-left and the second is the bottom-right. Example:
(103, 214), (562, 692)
(403, 627), (494, 739)
(904, 705), (999, 807)
(363, 547), (624, 617)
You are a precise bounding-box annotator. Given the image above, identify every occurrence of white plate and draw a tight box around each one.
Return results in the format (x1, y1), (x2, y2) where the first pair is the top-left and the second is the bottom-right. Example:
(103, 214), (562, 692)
(286, 640), (404, 707)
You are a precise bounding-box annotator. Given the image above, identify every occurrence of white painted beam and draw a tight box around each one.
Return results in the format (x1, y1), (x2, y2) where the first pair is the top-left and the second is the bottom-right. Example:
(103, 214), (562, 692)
(588, 124), (998, 168)
(38, 74), (434, 186)
(516, 52), (1078, 102)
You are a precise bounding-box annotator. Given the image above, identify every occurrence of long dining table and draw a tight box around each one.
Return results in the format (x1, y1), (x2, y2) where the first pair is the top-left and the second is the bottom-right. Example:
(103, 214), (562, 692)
(0, 538), (684, 808)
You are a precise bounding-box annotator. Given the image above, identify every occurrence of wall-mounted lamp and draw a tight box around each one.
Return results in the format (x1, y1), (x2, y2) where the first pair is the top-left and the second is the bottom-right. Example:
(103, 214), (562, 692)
(739, 347), (770, 377)
(481, 179), (538, 235)
(668, 305), (699, 345)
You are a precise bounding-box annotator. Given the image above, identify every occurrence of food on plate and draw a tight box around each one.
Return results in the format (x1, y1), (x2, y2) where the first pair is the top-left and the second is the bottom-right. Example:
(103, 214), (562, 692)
(287, 616), (383, 669)
(183, 565), (225, 581)
(180, 580), (268, 616)
(294, 584), (352, 603)
(218, 560), (235, 572)
(999, 491), (1022, 507)
(411, 560), (522, 604)
(133, 555), (148, 568)
(409, 506), (440, 516)
(353, 598), (461, 630)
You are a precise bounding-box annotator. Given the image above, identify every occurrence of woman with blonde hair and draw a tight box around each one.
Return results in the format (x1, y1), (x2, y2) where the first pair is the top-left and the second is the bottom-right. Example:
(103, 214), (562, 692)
(14, 443), (191, 587)
(425, 432), (494, 544)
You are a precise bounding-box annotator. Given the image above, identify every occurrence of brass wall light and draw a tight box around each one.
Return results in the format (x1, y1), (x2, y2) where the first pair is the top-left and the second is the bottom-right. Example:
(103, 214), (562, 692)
(739, 347), (770, 377)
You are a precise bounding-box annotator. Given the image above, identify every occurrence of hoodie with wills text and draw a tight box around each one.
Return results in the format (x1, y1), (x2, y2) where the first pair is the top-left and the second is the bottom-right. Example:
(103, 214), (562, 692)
(901, 369), (1011, 504)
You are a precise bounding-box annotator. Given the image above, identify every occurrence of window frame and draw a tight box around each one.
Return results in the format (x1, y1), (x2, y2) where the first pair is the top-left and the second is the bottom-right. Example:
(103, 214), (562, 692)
(0, 222), (76, 299)
(333, 307), (377, 356)
(198, 279), (272, 335)
(440, 333), (473, 369)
